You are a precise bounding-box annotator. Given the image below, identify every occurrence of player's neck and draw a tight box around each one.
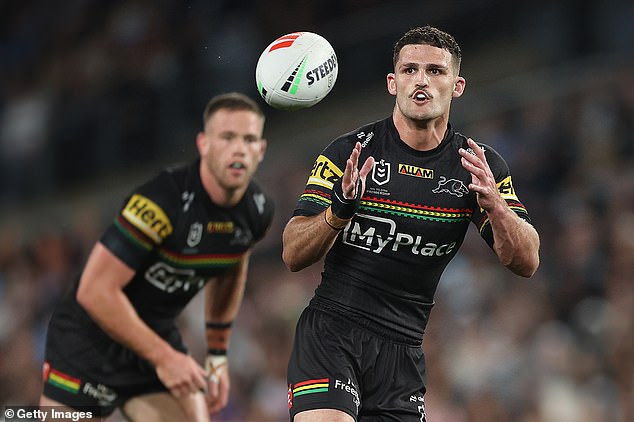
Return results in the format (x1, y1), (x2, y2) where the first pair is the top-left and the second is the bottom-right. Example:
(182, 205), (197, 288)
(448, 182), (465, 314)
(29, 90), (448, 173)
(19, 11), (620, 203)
(393, 111), (449, 151)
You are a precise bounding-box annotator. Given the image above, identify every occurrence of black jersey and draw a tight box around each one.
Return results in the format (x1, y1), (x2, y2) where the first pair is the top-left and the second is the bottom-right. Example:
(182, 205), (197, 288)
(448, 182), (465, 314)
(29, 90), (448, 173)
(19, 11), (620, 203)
(50, 159), (274, 342)
(293, 117), (531, 340)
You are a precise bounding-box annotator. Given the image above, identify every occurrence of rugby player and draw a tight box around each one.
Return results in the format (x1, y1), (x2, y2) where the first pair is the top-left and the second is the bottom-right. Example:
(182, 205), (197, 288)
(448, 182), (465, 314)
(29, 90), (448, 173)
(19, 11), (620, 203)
(282, 26), (540, 421)
(39, 92), (274, 421)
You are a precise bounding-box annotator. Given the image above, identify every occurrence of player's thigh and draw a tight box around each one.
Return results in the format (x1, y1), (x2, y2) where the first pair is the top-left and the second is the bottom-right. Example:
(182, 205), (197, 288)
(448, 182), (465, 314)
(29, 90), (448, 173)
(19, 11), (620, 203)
(295, 409), (355, 422)
(38, 396), (103, 421)
(122, 391), (208, 422)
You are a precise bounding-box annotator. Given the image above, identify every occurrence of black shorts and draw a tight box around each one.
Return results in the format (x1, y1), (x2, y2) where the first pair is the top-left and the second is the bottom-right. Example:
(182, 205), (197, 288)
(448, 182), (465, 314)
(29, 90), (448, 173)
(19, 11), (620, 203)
(287, 304), (427, 421)
(42, 312), (186, 417)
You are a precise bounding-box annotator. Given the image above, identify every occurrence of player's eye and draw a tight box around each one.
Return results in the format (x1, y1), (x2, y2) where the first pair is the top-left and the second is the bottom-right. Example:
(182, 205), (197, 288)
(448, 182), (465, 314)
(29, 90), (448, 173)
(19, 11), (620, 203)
(428, 67), (446, 76)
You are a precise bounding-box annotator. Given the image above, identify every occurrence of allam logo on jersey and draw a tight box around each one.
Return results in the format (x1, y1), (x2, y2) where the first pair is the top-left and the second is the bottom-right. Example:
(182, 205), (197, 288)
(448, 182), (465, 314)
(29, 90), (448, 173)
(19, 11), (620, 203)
(122, 194), (173, 243)
(342, 214), (457, 256)
(207, 221), (234, 234)
(372, 159), (391, 186)
(398, 164), (434, 179)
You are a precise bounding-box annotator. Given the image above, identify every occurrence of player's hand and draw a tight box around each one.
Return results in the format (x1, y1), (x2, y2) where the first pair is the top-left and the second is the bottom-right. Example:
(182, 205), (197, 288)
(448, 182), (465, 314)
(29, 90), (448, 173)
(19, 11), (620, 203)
(342, 142), (375, 200)
(205, 355), (230, 414)
(459, 138), (506, 213)
(155, 349), (208, 398)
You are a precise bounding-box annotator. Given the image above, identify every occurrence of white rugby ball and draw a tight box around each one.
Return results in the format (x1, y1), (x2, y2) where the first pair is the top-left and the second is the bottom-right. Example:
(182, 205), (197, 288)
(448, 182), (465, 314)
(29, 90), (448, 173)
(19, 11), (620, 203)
(255, 32), (338, 110)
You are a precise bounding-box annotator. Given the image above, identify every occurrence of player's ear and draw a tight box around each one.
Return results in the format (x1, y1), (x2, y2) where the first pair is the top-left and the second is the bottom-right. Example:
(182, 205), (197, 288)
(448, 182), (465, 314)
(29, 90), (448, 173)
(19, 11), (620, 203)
(258, 139), (267, 163)
(387, 73), (396, 96)
(196, 132), (208, 155)
(452, 76), (465, 98)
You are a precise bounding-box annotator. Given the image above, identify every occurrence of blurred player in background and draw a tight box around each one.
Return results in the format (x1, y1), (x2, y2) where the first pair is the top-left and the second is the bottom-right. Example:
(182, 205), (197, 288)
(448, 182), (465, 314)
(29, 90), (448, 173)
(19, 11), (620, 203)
(39, 92), (274, 421)
(282, 26), (540, 421)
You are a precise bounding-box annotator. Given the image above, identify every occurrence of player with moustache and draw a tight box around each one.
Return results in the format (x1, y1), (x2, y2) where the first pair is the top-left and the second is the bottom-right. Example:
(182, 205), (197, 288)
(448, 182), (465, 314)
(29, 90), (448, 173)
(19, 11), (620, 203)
(282, 26), (540, 421)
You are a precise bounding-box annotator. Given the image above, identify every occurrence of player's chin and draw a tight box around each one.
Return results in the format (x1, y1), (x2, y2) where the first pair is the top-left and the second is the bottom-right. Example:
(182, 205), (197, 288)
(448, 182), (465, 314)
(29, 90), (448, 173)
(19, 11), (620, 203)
(225, 169), (249, 182)
(222, 176), (249, 191)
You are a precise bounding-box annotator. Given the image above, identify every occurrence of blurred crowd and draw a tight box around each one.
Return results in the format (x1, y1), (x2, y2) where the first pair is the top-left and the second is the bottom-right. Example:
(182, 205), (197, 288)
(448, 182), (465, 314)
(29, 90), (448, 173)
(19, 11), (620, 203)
(1, 1), (633, 421)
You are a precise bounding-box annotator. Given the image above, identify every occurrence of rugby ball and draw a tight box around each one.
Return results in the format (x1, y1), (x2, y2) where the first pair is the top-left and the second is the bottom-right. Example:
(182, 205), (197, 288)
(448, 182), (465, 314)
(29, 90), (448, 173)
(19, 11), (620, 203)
(255, 32), (338, 110)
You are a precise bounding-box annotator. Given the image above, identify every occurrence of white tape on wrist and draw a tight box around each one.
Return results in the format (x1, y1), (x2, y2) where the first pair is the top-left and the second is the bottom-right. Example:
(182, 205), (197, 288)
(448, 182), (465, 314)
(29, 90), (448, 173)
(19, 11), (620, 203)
(205, 355), (228, 383)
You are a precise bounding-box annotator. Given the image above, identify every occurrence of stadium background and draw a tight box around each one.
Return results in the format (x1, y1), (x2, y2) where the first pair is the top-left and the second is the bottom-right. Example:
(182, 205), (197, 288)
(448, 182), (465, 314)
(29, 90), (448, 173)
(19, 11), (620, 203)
(0, 1), (632, 421)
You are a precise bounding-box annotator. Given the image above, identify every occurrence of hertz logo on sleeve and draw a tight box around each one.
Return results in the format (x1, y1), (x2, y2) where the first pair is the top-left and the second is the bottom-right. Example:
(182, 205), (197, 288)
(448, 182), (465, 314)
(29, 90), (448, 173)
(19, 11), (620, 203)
(398, 164), (434, 179)
(122, 194), (173, 243)
(307, 155), (342, 189)
(496, 176), (519, 201)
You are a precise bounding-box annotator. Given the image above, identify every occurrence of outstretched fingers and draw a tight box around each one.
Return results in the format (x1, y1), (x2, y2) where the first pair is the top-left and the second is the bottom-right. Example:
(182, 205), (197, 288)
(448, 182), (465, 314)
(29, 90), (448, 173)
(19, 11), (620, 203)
(459, 138), (505, 213)
(459, 138), (489, 191)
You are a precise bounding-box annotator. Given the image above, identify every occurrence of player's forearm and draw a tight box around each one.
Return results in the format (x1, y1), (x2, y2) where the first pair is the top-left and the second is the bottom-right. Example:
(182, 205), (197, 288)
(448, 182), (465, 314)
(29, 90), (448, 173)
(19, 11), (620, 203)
(282, 213), (341, 272)
(205, 255), (249, 323)
(487, 204), (540, 277)
(77, 287), (174, 366)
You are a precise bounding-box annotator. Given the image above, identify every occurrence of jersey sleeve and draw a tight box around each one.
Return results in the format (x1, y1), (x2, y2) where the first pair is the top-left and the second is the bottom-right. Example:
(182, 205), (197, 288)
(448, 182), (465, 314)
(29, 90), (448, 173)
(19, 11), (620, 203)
(471, 143), (532, 248)
(100, 171), (179, 270)
(292, 138), (351, 217)
(251, 187), (275, 243)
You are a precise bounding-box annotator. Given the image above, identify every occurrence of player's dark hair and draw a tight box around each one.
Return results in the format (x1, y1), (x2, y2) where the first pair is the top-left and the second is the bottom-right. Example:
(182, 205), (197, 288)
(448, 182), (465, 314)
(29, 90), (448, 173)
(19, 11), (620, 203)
(393, 26), (462, 72)
(203, 92), (265, 127)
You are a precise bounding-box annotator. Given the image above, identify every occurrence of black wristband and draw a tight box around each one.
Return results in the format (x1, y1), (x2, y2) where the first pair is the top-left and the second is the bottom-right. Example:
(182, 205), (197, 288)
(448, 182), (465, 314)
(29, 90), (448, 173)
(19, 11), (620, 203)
(205, 321), (233, 329)
(207, 348), (228, 356)
(330, 177), (362, 219)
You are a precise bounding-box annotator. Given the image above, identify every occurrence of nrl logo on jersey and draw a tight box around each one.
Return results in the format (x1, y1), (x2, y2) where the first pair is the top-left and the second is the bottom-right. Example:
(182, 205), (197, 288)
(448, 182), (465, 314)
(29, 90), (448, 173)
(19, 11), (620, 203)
(187, 222), (203, 247)
(372, 159), (391, 186)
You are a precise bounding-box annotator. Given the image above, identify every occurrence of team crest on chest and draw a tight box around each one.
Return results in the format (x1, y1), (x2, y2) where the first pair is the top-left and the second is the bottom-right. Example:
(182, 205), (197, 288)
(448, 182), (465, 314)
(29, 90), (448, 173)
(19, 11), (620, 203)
(432, 176), (469, 197)
(187, 222), (203, 247)
(372, 159), (391, 186)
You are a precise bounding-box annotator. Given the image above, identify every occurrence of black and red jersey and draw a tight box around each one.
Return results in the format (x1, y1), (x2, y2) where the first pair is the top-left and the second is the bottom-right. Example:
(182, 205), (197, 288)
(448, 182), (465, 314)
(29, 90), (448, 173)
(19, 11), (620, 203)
(293, 116), (531, 340)
(53, 160), (274, 335)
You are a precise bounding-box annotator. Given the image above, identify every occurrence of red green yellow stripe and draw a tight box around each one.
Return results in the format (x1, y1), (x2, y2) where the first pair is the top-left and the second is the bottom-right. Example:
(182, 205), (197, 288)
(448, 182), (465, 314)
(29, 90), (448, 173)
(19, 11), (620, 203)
(477, 200), (528, 233)
(293, 378), (330, 397)
(299, 189), (331, 207)
(158, 249), (243, 268)
(361, 197), (472, 223)
(114, 216), (154, 250)
(47, 369), (81, 394)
